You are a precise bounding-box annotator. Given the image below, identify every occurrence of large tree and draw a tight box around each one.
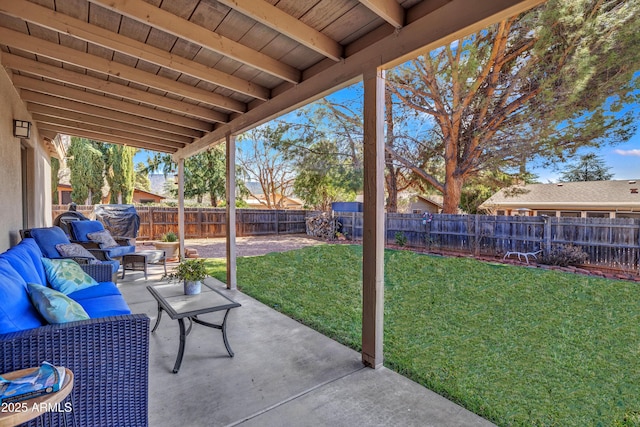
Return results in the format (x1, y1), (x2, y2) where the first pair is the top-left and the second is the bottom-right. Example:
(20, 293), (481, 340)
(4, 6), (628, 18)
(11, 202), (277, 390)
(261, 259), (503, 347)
(183, 147), (227, 206)
(386, 0), (640, 213)
(560, 152), (613, 182)
(67, 137), (104, 204)
(273, 97), (364, 210)
(237, 125), (296, 209)
(146, 149), (245, 206)
(105, 145), (137, 204)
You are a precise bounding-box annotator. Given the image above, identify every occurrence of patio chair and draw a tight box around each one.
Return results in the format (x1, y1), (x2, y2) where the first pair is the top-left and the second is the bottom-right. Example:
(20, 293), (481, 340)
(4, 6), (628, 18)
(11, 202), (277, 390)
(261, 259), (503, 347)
(21, 226), (120, 281)
(69, 220), (136, 261)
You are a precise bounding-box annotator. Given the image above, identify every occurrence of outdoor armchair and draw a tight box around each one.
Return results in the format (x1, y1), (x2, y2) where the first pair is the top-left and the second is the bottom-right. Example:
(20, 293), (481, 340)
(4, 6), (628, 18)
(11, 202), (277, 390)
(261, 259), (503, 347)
(69, 220), (136, 261)
(23, 226), (120, 281)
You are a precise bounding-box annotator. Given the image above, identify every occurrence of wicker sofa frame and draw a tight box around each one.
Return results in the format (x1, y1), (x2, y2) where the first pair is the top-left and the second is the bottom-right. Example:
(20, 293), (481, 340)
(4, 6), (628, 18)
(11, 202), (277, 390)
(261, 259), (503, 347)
(0, 246), (149, 427)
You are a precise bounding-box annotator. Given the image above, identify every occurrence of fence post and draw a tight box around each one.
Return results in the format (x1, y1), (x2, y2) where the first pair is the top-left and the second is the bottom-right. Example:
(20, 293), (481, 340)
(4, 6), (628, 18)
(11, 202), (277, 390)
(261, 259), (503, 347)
(275, 210), (280, 235)
(474, 214), (480, 257)
(544, 216), (552, 254)
(351, 212), (355, 240)
(149, 206), (155, 240)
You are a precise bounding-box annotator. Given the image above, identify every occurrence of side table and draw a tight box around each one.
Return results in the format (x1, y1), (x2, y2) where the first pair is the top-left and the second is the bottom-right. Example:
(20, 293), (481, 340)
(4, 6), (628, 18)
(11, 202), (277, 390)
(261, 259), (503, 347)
(0, 367), (74, 427)
(122, 250), (167, 280)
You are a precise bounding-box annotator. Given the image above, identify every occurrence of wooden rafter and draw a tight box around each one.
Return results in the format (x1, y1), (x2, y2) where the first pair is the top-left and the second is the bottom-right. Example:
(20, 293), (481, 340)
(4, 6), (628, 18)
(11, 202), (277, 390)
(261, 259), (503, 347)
(13, 76), (213, 132)
(359, 0), (405, 28)
(0, 27), (246, 113)
(27, 104), (193, 145)
(88, 0), (301, 83)
(32, 113), (186, 149)
(0, 0), (270, 101)
(217, 0), (343, 61)
(1, 54), (226, 124)
(21, 91), (202, 139)
(36, 123), (179, 153)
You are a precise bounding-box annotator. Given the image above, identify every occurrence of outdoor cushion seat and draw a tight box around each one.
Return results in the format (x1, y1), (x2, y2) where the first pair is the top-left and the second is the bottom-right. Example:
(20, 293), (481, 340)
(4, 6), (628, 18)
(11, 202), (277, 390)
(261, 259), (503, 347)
(72, 294), (132, 318)
(67, 281), (122, 300)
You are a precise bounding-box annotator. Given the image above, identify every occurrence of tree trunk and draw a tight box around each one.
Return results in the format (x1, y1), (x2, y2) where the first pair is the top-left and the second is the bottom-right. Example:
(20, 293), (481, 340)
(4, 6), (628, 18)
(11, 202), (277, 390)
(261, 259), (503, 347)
(443, 174), (463, 214)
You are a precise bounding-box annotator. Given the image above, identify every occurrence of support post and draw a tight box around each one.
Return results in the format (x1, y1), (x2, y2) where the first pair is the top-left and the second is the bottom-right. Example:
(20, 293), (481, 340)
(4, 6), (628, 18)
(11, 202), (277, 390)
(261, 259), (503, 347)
(226, 133), (237, 290)
(361, 67), (385, 369)
(177, 158), (185, 259)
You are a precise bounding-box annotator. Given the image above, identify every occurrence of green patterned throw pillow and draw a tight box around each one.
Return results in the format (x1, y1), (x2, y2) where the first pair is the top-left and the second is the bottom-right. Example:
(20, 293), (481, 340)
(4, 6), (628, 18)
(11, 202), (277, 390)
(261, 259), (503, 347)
(41, 258), (99, 295)
(27, 283), (90, 324)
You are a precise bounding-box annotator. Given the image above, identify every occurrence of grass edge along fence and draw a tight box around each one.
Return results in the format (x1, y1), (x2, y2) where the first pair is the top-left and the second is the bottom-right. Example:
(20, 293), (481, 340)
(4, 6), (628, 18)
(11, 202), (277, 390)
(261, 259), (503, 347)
(53, 206), (640, 273)
(335, 212), (640, 273)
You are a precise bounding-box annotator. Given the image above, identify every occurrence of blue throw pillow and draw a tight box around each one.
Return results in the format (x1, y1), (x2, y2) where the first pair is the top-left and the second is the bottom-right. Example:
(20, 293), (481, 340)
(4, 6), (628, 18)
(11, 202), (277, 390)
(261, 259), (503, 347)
(27, 283), (90, 324)
(41, 258), (99, 295)
(70, 220), (104, 242)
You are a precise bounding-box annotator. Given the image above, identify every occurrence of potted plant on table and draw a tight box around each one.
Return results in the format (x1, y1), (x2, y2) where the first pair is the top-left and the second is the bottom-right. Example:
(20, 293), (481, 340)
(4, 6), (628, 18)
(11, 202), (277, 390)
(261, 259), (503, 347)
(165, 258), (207, 295)
(154, 231), (180, 261)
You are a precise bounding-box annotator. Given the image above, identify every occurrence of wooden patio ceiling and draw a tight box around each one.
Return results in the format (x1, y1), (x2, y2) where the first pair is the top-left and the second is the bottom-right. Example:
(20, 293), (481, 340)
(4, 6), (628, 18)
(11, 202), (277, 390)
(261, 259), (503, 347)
(0, 0), (541, 159)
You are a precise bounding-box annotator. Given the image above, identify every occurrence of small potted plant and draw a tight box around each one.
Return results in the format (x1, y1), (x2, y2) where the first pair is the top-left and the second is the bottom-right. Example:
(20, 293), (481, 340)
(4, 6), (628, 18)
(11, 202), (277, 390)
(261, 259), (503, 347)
(165, 258), (207, 295)
(154, 231), (180, 261)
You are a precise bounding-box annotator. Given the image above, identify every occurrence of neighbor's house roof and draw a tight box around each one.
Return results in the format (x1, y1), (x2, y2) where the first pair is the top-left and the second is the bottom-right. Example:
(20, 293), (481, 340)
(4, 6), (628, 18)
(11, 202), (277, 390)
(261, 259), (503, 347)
(57, 183), (165, 203)
(0, 0), (542, 159)
(479, 179), (640, 211)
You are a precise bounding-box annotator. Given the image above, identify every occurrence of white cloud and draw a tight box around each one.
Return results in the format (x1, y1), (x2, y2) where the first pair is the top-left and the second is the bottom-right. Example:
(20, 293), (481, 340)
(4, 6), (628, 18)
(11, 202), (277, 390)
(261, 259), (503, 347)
(614, 149), (640, 157)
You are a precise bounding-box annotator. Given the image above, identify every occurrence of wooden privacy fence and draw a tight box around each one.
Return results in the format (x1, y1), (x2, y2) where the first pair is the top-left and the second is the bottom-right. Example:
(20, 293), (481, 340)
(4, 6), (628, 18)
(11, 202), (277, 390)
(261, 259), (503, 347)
(335, 212), (640, 272)
(52, 205), (310, 240)
(53, 206), (640, 271)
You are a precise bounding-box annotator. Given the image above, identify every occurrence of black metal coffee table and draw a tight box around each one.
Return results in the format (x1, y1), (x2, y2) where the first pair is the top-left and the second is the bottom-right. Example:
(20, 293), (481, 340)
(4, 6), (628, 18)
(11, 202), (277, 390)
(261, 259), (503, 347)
(147, 280), (241, 373)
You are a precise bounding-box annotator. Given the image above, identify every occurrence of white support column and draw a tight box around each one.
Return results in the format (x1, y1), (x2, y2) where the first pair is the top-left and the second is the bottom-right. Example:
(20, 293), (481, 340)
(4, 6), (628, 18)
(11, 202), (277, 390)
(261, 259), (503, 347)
(226, 133), (237, 290)
(177, 157), (185, 260)
(361, 67), (385, 369)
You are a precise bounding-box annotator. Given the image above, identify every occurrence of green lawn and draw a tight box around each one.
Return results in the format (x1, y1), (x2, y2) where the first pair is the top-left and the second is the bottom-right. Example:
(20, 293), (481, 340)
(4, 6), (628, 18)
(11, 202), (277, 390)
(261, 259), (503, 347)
(205, 244), (640, 427)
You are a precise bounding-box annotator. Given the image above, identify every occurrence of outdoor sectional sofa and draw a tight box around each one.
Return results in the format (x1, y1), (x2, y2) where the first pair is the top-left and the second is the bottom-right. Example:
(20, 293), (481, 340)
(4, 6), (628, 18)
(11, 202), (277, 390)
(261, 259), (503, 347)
(0, 238), (149, 427)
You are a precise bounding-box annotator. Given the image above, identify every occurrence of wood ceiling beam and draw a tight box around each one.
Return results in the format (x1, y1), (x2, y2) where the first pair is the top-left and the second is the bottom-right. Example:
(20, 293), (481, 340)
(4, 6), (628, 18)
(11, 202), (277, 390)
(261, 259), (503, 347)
(27, 103), (193, 144)
(32, 113), (186, 149)
(20, 90), (202, 139)
(175, 0), (543, 159)
(88, 0), (301, 84)
(217, 0), (343, 62)
(36, 123), (179, 153)
(0, 27), (246, 113)
(0, 0), (270, 101)
(13, 75), (214, 132)
(2, 53), (226, 124)
(359, 0), (405, 28)
(40, 130), (59, 140)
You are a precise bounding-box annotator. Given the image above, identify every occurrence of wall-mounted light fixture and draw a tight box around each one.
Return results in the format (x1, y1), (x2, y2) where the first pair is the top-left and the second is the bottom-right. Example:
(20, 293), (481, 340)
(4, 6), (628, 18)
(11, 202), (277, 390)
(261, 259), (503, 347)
(13, 120), (31, 138)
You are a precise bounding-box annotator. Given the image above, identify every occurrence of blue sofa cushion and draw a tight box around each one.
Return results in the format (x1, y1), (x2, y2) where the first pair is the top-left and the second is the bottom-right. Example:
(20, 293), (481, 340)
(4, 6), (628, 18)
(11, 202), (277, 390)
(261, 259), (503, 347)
(68, 281), (122, 301)
(0, 238), (47, 286)
(27, 283), (90, 324)
(70, 220), (105, 242)
(42, 258), (99, 295)
(0, 259), (45, 334)
(29, 227), (71, 259)
(76, 294), (132, 318)
(103, 245), (135, 258)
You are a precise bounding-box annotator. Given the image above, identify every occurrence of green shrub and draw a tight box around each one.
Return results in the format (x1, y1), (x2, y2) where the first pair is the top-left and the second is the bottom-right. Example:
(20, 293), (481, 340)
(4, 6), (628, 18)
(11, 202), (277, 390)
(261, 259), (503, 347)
(395, 231), (407, 247)
(540, 244), (588, 267)
(161, 231), (178, 242)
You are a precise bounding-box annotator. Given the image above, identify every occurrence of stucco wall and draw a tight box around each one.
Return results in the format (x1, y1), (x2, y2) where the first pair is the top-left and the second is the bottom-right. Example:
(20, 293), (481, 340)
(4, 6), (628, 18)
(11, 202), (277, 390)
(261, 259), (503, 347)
(0, 62), (52, 251)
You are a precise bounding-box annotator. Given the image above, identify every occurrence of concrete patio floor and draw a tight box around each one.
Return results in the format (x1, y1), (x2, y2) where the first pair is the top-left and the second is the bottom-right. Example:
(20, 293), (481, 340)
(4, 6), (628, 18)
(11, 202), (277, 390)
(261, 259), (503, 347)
(118, 259), (495, 427)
